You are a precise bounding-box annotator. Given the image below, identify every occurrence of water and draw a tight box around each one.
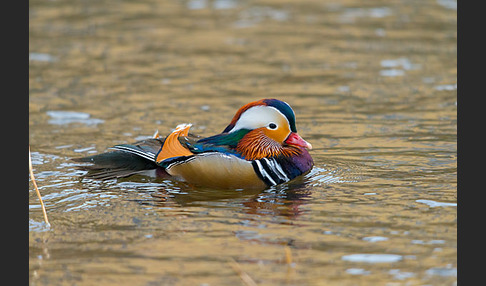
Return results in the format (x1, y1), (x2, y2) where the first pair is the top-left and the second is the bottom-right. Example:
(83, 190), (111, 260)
(29, 0), (456, 285)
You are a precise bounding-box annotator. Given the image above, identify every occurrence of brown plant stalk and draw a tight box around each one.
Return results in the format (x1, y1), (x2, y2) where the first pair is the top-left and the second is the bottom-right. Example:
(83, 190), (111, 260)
(228, 258), (257, 286)
(29, 146), (50, 227)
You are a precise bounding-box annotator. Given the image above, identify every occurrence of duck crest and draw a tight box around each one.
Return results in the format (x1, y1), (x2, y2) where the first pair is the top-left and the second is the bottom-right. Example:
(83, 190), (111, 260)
(222, 99), (296, 133)
(223, 100), (263, 133)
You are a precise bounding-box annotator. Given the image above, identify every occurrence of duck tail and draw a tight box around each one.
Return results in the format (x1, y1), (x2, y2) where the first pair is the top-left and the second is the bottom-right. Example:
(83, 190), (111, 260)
(72, 138), (164, 180)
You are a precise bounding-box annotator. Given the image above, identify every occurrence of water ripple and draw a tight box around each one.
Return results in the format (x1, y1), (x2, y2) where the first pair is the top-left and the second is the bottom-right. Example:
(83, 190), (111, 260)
(342, 254), (403, 263)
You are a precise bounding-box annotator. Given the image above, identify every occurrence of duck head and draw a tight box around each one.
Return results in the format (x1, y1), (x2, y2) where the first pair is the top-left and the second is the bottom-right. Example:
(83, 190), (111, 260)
(223, 99), (312, 160)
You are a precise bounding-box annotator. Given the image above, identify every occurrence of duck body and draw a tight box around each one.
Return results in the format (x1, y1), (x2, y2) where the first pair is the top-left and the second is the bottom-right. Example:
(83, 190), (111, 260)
(74, 99), (314, 189)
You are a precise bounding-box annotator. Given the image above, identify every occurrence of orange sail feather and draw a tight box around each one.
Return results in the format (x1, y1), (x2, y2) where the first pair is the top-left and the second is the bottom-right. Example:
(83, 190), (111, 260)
(156, 123), (194, 163)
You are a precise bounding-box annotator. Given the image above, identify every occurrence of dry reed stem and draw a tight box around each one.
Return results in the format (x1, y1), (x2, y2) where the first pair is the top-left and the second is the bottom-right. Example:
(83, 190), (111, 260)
(29, 146), (50, 227)
(284, 246), (293, 265)
(228, 258), (257, 286)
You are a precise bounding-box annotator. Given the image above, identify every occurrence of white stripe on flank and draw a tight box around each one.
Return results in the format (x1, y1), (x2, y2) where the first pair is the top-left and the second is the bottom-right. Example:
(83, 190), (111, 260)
(263, 158), (289, 181)
(255, 159), (277, 185)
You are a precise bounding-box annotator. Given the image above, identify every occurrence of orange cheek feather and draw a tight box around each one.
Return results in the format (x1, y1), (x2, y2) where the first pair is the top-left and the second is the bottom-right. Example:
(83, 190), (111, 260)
(237, 127), (302, 160)
(262, 127), (289, 144)
(236, 128), (279, 160)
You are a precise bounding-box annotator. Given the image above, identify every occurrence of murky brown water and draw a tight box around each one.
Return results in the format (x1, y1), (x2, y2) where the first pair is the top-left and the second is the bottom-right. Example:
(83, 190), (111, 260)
(29, 0), (456, 285)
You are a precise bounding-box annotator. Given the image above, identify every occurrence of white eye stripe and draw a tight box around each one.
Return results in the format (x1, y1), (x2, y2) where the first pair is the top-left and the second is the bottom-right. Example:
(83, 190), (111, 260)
(229, 106), (289, 133)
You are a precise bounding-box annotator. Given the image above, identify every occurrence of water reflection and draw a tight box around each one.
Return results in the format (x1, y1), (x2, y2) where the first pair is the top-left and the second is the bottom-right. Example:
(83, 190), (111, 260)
(133, 177), (311, 218)
(46, 110), (104, 126)
(186, 0), (240, 10)
(342, 253), (403, 263)
(128, 162), (362, 219)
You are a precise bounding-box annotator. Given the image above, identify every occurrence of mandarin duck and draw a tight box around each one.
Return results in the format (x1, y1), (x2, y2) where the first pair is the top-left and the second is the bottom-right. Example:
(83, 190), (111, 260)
(74, 99), (313, 189)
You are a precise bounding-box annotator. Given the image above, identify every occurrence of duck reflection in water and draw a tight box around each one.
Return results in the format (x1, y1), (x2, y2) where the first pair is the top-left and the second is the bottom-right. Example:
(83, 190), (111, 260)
(136, 176), (313, 219)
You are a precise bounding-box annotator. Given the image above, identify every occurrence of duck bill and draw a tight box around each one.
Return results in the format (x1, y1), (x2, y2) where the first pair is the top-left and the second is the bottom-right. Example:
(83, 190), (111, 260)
(285, 132), (312, 149)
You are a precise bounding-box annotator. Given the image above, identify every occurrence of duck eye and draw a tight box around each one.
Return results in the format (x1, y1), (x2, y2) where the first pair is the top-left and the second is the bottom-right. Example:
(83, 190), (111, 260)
(268, 123), (277, 129)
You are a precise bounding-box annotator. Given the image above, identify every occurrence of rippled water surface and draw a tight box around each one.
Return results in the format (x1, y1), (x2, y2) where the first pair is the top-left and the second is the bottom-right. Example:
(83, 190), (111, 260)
(29, 0), (456, 285)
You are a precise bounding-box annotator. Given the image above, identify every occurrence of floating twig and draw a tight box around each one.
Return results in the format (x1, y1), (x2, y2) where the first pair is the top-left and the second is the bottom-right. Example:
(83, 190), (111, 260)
(228, 258), (257, 286)
(29, 146), (50, 227)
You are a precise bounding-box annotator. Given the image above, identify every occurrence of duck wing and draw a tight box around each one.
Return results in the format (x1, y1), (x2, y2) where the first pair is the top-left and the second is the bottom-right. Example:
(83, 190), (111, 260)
(72, 138), (165, 179)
